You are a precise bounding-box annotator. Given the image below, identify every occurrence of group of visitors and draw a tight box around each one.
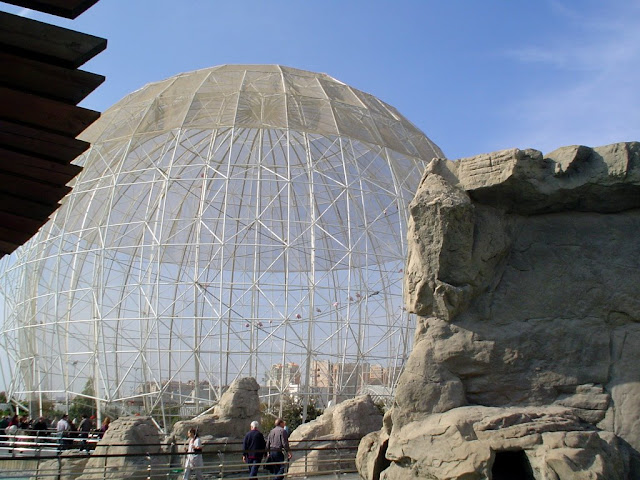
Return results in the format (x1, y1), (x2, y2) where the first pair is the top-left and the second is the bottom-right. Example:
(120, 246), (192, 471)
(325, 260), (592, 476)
(0, 411), (112, 454)
(55, 414), (111, 452)
(0, 414), (48, 435)
(242, 418), (292, 480)
(181, 418), (292, 480)
(0, 413), (111, 436)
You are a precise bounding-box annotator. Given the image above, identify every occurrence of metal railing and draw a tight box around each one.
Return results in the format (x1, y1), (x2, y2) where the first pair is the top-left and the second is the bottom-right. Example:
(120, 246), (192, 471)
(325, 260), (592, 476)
(0, 431), (359, 480)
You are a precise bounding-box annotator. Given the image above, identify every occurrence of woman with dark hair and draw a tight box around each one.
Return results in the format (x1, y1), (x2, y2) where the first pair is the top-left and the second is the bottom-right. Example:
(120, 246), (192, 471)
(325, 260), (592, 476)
(183, 428), (203, 480)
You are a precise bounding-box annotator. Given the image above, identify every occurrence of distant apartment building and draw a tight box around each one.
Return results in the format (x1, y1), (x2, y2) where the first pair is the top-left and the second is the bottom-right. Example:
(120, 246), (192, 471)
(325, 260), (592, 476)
(332, 362), (369, 399)
(311, 360), (332, 389)
(310, 360), (393, 405)
(368, 364), (388, 385)
(264, 362), (301, 392)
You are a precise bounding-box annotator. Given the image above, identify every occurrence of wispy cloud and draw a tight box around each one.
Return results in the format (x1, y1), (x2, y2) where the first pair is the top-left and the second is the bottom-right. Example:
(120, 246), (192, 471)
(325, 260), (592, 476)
(498, 0), (640, 152)
(17, 8), (32, 17)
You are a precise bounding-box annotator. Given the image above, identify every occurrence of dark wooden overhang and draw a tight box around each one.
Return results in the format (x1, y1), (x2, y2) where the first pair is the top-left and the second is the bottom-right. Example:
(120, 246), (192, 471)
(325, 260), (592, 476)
(0, 0), (105, 258)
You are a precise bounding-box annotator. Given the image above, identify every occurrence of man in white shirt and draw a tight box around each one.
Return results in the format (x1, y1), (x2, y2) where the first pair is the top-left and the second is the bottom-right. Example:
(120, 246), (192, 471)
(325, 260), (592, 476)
(56, 414), (70, 451)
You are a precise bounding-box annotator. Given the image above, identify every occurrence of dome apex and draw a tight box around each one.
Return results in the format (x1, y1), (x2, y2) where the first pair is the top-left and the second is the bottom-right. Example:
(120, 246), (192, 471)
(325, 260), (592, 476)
(84, 64), (443, 160)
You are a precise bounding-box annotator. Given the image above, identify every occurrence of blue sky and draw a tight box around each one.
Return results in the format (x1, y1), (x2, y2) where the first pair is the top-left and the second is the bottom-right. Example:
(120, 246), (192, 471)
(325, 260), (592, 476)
(0, 0), (638, 394)
(2, 0), (639, 160)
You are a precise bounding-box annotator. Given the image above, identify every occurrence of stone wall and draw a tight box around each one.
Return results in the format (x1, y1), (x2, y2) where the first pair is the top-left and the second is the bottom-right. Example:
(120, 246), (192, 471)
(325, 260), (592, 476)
(358, 142), (640, 480)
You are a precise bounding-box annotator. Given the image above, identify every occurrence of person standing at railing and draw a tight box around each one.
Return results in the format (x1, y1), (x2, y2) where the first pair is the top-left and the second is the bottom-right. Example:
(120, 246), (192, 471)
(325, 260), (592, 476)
(266, 418), (291, 480)
(0, 415), (9, 431)
(6, 414), (18, 431)
(242, 420), (266, 479)
(183, 428), (203, 480)
(32, 416), (48, 436)
(99, 416), (110, 438)
(19, 416), (30, 430)
(56, 414), (71, 451)
(78, 414), (93, 452)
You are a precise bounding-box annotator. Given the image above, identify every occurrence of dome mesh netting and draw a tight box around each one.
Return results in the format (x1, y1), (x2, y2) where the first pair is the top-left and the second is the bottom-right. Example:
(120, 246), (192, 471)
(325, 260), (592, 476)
(0, 65), (443, 423)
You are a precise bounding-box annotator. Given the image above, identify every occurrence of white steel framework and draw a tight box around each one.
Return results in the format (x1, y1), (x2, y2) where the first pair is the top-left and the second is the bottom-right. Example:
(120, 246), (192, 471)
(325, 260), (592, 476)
(0, 65), (443, 426)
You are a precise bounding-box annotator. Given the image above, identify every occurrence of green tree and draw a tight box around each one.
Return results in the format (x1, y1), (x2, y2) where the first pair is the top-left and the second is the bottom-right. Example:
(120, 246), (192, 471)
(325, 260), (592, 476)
(31, 395), (57, 418)
(264, 395), (323, 433)
(69, 379), (96, 420)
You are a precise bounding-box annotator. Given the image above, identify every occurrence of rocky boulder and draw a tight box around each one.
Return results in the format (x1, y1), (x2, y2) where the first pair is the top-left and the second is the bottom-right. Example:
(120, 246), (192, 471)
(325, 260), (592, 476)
(374, 405), (626, 480)
(77, 416), (167, 480)
(289, 395), (383, 475)
(32, 450), (90, 480)
(356, 427), (390, 480)
(360, 142), (640, 480)
(169, 376), (261, 443)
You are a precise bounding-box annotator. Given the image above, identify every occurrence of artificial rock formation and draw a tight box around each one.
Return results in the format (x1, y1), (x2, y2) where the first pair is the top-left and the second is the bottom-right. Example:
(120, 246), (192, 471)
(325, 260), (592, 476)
(77, 416), (167, 480)
(289, 395), (383, 475)
(32, 450), (90, 480)
(169, 376), (261, 443)
(382, 406), (625, 480)
(358, 142), (640, 480)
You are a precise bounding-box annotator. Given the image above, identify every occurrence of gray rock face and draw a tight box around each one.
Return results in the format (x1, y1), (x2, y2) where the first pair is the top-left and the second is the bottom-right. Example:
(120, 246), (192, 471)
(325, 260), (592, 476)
(32, 450), (89, 480)
(382, 406), (625, 480)
(289, 395), (383, 475)
(356, 429), (390, 480)
(77, 416), (167, 480)
(170, 376), (261, 443)
(360, 142), (640, 480)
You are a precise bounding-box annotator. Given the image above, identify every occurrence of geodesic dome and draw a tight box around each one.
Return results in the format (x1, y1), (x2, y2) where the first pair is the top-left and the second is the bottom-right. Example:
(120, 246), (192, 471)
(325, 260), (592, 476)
(0, 65), (443, 425)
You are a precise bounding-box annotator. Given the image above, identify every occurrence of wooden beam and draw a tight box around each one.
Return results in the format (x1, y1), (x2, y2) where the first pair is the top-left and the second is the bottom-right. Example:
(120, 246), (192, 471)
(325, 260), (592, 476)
(0, 147), (82, 184)
(0, 224), (38, 246)
(0, 51), (105, 104)
(0, 11), (106, 68)
(0, 119), (90, 162)
(0, 86), (100, 136)
(0, 1), (104, 258)
(0, 171), (72, 203)
(0, 192), (57, 221)
(0, 239), (22, 256)
(1, 0), (100, 19)
(0, 210), (43, 236)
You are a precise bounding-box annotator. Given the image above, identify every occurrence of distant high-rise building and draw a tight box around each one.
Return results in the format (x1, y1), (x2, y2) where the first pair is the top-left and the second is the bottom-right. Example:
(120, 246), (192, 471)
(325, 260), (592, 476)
(368, 364), (388, 385)
(265, 362), (301, 391)
(311, 360), (333, 389)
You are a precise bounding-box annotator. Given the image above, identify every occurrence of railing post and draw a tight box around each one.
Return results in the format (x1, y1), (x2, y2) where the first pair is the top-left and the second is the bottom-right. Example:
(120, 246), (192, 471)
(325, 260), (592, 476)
(218, 450), (224, 479)
(147, 452), (152, 480)
(334, 440), (340, 480)
(57, 453), (62, 480)
(104, 444), (109, 478)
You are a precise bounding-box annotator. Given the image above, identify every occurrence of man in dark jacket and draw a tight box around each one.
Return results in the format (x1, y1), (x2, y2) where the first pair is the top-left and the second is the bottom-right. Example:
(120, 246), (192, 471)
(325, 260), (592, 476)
(78, 414), (94, 452)
(265, 418), (291, 480)
(32, 416), (49, 436)
(242, 421), (266, 479)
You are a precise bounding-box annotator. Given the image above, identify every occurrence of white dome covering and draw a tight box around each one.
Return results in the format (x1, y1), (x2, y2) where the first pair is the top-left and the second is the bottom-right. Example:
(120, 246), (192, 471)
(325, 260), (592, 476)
(1, 65), (443, 423)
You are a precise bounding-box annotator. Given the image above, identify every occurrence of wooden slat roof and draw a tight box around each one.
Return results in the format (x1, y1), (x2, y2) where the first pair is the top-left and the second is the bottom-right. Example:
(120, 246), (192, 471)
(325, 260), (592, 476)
(2, 0), (99, 19)
(0, 1), (105, 258)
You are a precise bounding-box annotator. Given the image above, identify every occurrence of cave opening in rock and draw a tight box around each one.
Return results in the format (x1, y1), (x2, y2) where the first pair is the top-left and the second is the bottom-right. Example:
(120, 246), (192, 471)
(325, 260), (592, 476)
(491, 450), (535, 480)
